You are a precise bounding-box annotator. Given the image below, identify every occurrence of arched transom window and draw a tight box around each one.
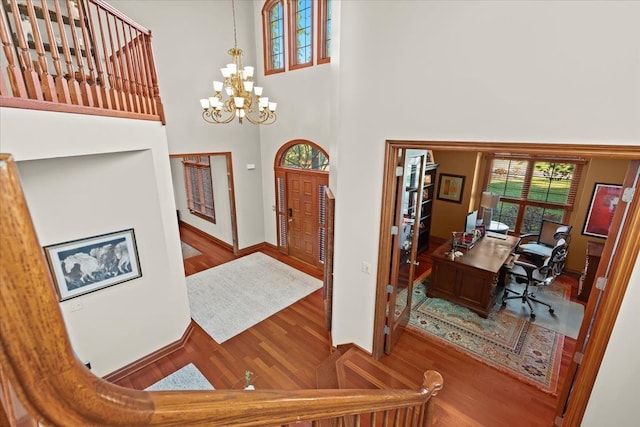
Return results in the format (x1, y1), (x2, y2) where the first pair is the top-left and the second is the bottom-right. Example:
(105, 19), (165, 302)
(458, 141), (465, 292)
(280, 143), (329, 171)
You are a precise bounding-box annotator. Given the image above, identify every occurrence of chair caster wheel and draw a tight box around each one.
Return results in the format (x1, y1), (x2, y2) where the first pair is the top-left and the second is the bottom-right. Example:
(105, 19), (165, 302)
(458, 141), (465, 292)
(549, 308), (555, 315)
(530, 313), (536, 320)
(502, 300), (507, 306)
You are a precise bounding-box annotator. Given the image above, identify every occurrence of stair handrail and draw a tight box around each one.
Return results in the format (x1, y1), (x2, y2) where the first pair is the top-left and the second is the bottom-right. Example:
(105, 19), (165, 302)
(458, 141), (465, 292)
(0, 153), (443, 426)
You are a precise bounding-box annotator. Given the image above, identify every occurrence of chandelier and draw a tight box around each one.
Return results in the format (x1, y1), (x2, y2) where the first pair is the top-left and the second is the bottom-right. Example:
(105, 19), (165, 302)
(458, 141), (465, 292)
(199, 0), (277, 125)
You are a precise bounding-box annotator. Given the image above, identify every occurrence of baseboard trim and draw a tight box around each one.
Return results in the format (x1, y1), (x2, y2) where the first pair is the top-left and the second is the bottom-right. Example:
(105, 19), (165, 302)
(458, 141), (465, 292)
(179, 221), (234, 252)
(103, 321), (195, 383)
(236, 242), (274, 257)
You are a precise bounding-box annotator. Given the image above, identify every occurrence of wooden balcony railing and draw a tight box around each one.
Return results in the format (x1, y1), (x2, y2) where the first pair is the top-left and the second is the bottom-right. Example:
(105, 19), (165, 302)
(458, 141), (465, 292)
(0, 0), (165, 123)
(0, 152), (443, 426)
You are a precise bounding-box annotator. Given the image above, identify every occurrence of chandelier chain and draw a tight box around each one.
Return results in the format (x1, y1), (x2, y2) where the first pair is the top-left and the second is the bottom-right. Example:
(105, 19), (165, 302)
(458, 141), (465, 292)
(232, 0), (238, 49)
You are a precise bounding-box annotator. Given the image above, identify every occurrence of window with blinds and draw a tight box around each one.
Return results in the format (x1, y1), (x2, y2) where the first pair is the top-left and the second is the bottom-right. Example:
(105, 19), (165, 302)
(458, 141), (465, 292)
(486, 156), (584, 234)
(182, 156), (216, 223)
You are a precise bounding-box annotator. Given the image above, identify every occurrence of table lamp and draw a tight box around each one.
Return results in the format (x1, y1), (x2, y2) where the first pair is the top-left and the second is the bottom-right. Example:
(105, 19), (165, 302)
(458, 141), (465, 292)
(480, 191), (500, 226)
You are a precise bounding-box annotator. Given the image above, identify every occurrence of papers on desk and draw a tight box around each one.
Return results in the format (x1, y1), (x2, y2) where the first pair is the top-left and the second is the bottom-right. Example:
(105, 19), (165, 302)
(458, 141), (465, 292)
(486, 231), (508, 240)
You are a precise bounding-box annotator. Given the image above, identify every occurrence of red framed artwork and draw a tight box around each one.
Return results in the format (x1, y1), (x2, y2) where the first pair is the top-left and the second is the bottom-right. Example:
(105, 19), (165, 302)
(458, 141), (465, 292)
(582, 183), (623, 238)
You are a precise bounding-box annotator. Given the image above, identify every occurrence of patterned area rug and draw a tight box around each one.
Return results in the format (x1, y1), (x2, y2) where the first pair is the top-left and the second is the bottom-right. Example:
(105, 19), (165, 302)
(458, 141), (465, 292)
(404, 281), (564, 395)
(145, 363), (214, 391)
(181, 241), (202, 259)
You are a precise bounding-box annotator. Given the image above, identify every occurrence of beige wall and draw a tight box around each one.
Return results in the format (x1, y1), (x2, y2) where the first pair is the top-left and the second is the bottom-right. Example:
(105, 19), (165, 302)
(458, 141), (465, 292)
(430, 150), (482, 240)
(565, 158), (630, 271)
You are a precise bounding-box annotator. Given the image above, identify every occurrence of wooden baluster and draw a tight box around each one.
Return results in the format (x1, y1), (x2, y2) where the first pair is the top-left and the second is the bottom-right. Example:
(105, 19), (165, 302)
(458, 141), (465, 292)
(113, 18), (133, 112)
(7, 0), (42, 100)
(144, 31), (165, 124)
(120, 21), (140, 113)
(52, 0), (81, 105)
(24, 0), (57, 102)
(0, 66), (8, 96)
(95, 6), (118, 111)
(65, 0), (92, 106)
(76, 0), (102, 108)
(0, 1), (28, 98)
(38, 0), (71, 104)
(138, 31), (156, 116)
(84, 1), (111, 109)
(416, 404), (425, 427)
(126, 26), (147, 115)
(105, 12), (126, 110)
(382, 409), (390, 427)
(393, 408), (401, 426)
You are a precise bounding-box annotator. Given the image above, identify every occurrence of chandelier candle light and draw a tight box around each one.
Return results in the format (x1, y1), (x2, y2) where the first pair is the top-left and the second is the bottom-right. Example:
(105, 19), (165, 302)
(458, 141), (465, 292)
(199, 0), (277, 125)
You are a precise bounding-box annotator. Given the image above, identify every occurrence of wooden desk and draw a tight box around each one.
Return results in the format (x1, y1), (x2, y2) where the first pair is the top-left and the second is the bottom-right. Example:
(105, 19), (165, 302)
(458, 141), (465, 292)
(429, 235), (520, 318)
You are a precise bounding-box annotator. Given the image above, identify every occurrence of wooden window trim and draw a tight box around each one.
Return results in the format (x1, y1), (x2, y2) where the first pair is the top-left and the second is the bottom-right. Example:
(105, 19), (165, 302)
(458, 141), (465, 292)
(287, 0), (314, 70)
(485, 154), (584, 234)
(274, 139), (330, 171)
(262, 0), (286, 75)
(317, 0), (331, 64)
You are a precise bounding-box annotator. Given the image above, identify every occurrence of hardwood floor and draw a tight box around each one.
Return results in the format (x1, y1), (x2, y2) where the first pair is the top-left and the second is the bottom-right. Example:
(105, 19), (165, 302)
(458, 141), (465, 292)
(114, 225), (582, 426)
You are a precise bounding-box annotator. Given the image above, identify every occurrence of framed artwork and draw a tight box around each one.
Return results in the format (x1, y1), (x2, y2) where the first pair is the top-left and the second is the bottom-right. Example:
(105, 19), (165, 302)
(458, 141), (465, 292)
(437, 173), (465, 204)
(44, 229), (142, 301)
(582, 183), (623, 238)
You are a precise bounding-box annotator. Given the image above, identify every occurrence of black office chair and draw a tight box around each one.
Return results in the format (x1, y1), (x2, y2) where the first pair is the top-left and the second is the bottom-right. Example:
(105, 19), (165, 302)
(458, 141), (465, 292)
(502, 238), (568, 319)
(515, 220), (572, 269)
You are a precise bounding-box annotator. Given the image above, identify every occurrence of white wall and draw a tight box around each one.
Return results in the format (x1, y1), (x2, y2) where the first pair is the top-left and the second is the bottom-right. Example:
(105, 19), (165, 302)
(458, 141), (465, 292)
(250, 0), (333, 246)
(170, 155), (234, 246)
(0, 108), (190, 376)
(329, 0), (640, 354)
(583, 256), (640, 426)
(109, 0), (266, 249)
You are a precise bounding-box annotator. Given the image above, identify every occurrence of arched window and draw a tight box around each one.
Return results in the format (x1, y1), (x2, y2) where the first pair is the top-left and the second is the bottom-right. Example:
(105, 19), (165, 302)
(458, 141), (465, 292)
(280, 142), (329, 171)
(262, 0), (285, 74)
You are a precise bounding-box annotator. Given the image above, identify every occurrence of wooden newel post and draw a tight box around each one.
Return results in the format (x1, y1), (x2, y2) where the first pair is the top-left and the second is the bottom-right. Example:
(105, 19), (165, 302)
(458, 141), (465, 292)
(421, 370), (444, 427)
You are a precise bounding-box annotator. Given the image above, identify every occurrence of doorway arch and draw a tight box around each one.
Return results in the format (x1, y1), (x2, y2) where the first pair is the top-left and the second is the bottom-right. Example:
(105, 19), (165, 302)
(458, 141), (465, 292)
(274, 140), (329, 269)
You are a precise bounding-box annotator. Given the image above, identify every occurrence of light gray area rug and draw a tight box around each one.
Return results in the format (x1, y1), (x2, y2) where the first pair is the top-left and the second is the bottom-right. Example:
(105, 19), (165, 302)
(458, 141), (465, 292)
(145, 363), (214, 391)
(181, 241), (202, 259)
(187, 252), (322, 343)
(499, 281), (584, 339)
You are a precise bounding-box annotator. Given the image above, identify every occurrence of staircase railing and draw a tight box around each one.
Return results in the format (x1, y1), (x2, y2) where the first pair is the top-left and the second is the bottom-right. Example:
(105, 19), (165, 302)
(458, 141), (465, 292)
(0, 0), (165, 123)
(0, 152), (443, 426)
